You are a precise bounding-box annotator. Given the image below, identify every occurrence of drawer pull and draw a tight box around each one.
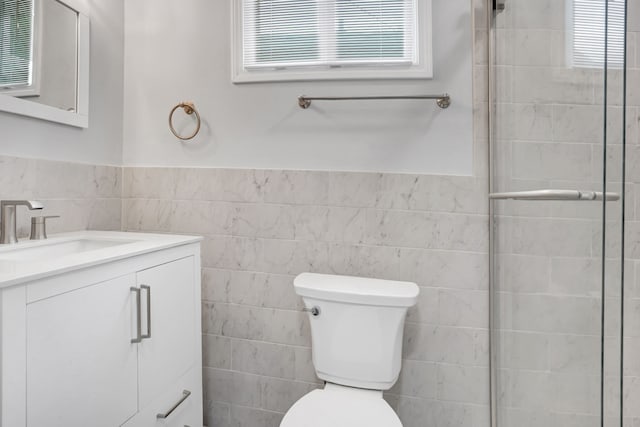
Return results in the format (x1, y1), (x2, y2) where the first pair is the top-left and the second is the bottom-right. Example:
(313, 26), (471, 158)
(130, 287), (142, 343)
(157, 390), (191, 419)
(140, 285), (151, 339)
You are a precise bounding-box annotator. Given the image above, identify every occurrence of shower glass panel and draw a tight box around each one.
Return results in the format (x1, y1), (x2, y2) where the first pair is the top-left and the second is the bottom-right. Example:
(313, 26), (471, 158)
(489, 0), (628, 426)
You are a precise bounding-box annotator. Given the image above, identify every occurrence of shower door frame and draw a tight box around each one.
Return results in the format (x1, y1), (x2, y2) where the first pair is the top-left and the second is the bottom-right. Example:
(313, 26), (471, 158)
(485, 1), (629, 426)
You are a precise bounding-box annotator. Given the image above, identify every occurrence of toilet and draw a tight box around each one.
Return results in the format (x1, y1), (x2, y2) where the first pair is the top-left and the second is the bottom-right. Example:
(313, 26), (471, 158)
(281, 273), (419, 427)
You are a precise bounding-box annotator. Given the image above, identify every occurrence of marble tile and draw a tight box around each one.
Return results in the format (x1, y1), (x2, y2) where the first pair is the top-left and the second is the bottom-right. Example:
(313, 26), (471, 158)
(509, 0), (566, 31)
(203, 400), (230, 427)
(122, 199), (172, 232)
(376, 174), (487, 214)
(438, 289), (489, 328)
(203, 368), (263, 408)
(171, 200), (233, 235)
(499, 294), (600, 335)
(0, 156), (38, 199)
(499, 369), (554, 410)
(552, 105), (604, 144)
(512, 67), (596, 105)
(437, 364), (490, 404)
(548, 335), (600, 374)
(202, 269), (300, 310)
(495, 254), (550, 293)
(366, 210), (488, 252)
(0, 157), (122, 236)
(212, 169), (266, 203)
(293, 347), (318, 383)
(232, 204), (295, 240)
(327, 172), (380, 208)
(262, 309), (311, 347)
(260, 239), (330, 276)
(405, 287), (439, 325)
(398, 249), (488, 290)
(389, 359), (438, 400)
(263, 170), (329, 205)
(122, 167), (178, 199)
(327, 243), (402, 280)
(496, 103), (553, 142)
(511, 141), (593, 182)
(229, 405), (283, 427)
(325, 207), (366, 244)
(261, 377), (317, 413)
(403, 323), (489, 367)
(231, 339), (296, 379)
(291, 205), (329, 241)
(551, 373), (600, 414)
(497, 331), (550, 371)
(203, 334), (232, 369)
(202, 236), (262, 271)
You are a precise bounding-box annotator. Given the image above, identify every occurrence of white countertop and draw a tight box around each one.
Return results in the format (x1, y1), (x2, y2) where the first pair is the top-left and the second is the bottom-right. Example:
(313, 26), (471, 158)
(0, 231), (202, 288)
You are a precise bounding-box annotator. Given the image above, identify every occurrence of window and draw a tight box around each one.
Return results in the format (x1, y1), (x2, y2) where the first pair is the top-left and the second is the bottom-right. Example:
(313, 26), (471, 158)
(0, 0), (37, 92)
(233, 0), (432, 82)
(567, 0), (625, 69)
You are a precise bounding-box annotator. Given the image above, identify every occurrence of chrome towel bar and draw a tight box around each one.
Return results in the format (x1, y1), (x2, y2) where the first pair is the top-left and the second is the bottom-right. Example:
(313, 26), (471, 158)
(489, 189), (620, 201)
(298, 94), (451, 109)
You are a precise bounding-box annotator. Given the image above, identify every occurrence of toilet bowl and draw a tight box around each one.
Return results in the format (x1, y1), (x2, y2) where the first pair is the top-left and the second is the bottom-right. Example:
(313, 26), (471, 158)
(281, 273), (419, 427)
(280, 383), (401, 427)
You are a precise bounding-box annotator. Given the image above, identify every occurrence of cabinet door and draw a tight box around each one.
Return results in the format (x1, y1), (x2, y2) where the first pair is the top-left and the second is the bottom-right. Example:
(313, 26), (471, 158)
(26, 274), (139, 427)
(138, 256), (196, 408)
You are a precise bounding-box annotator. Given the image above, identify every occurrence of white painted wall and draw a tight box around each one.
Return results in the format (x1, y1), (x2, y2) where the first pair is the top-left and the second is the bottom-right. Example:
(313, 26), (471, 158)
(123, 0), (473, 175)
(0, 0), (124, 166)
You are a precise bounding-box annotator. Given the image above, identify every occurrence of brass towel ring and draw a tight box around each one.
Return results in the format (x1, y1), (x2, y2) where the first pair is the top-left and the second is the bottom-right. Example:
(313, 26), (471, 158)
(169, 102), (201, 141)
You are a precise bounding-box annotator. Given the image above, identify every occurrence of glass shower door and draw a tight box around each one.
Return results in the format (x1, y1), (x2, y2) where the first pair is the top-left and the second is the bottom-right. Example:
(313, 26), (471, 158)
(489, 0), (627, 426)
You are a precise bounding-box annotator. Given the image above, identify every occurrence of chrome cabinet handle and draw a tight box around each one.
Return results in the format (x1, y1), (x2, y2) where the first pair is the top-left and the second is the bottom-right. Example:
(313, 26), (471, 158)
(156, 390), (191, 419)
(130, 287), (142, 343)
(140, 285), (151, 339)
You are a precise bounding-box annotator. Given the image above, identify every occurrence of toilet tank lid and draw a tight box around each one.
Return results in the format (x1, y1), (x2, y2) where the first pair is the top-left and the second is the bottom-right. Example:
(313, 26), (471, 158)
(294, 273), (419, 307)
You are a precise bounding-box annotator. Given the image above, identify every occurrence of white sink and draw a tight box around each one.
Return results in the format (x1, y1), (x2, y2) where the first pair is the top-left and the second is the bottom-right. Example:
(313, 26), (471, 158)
(0, 231), (202, 288)
(0, 238), (139, 261)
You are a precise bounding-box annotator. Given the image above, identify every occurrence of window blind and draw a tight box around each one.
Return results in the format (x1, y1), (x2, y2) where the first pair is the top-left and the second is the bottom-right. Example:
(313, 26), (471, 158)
(242, 0), (417, 70)
(0, 0), (33, 88)
(571, 0), (625, 69)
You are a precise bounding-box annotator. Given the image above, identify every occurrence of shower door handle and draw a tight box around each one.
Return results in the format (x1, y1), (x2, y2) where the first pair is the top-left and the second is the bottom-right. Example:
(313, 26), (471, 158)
(489, 189), (620, 201)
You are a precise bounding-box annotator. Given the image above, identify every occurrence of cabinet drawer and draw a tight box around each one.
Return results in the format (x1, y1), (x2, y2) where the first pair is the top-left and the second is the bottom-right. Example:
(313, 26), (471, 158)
(122, 366), (202, 427)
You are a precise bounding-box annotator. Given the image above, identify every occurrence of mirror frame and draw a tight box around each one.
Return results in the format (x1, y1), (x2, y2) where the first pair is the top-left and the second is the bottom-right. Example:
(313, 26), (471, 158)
(0, 0), (90, 128)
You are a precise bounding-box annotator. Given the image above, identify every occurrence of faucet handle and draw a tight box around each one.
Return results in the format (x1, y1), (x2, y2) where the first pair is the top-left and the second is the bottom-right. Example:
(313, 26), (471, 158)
(30, 215), (60, 240)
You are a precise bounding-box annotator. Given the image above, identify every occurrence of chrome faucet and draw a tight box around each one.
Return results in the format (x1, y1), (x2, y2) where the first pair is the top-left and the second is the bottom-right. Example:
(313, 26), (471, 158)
(0, 200), (44, 244)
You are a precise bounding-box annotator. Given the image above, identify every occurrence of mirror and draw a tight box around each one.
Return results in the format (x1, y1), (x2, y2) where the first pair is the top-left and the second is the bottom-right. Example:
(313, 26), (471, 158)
(0, 0), (89, 127)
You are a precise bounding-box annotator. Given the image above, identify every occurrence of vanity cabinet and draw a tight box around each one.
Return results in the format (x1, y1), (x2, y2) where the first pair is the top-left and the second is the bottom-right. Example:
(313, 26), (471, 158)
(27, 274), (139, 427)
(0, 240), (202, 427)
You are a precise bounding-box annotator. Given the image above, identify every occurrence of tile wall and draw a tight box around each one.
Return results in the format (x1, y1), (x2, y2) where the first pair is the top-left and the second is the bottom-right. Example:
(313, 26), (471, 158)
(121, 167), (491, 427)
(0, 156), (122, 237)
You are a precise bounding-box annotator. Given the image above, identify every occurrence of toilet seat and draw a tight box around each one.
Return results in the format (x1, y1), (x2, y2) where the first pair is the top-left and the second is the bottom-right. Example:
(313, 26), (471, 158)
(280, 383), (402, 427)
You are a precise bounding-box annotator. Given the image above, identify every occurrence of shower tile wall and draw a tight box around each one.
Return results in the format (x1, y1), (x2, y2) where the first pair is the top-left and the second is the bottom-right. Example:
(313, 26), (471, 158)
(0, 156), (122, 236)
(493, 0), (640, 425)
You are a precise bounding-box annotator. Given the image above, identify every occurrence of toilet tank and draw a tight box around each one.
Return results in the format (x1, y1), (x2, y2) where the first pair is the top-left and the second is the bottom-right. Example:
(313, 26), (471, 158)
(294, 273), (419, 391)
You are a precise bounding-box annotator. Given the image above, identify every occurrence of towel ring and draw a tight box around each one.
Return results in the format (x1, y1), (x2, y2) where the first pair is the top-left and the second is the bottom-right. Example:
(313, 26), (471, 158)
(169, 102), (201, 141)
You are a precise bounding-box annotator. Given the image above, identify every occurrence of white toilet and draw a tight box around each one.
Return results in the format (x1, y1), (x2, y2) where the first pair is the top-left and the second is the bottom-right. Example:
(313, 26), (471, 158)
(281, 272), (419, 427)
